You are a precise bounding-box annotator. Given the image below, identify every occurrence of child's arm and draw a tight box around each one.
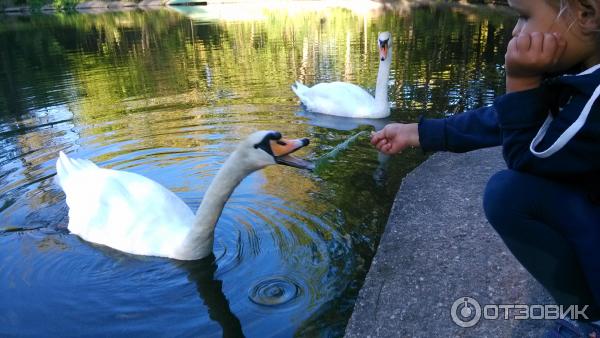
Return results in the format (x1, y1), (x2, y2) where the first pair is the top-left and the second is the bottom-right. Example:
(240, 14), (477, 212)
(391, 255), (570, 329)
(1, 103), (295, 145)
(371, 106), (502, 155)
(371, 33), (566, 157)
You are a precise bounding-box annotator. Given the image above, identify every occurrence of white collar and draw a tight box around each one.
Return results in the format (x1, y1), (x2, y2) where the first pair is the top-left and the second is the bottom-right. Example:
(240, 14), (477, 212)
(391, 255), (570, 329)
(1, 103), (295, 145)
(531, 64), (600, 158)
(577, 63), (600, 76)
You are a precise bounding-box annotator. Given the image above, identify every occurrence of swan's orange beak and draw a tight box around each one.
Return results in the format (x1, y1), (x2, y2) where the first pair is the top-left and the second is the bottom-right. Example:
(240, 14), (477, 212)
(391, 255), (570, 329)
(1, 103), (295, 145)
(379, 40), (388, 61)
(271, 138), (314, 170)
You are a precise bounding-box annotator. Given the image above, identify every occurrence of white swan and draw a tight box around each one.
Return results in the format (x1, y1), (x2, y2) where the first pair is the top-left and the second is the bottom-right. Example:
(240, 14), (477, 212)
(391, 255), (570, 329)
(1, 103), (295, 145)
(55, 131), (312, 260)
(292, 31), (392, 119)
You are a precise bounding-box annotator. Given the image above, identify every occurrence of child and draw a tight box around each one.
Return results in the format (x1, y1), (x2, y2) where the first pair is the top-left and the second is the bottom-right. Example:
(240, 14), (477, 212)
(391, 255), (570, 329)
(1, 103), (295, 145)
(371, 0), (600, 336)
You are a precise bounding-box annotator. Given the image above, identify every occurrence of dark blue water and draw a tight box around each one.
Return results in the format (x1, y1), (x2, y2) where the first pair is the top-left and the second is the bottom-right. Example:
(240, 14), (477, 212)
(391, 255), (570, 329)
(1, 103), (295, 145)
(0, 4), (514, 337)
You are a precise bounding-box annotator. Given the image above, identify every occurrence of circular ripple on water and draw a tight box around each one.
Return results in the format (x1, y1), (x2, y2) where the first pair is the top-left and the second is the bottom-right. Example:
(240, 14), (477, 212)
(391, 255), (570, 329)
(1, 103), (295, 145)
(248, 276), (302, 307)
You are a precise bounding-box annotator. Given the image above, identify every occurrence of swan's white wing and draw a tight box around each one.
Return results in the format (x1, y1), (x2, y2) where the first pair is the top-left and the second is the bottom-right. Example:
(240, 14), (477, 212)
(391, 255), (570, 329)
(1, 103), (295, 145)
(56, 152), (195, 258)
(296, 82), (376, 118)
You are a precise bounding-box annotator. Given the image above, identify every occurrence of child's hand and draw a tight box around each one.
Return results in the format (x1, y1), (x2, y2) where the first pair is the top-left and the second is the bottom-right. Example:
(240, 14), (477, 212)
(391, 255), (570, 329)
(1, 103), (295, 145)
(505, 32), (567, 92)
(370, 123), (420, 155)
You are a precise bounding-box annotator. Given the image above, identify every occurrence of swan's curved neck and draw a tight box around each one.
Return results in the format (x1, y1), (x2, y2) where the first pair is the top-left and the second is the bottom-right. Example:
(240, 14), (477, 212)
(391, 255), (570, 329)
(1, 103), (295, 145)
(177, 150), (253, 260)
(374, 55), (392, 116)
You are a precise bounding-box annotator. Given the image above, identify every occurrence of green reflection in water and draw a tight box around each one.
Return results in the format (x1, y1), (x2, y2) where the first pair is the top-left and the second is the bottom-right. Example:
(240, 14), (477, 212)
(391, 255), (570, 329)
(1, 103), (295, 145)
(0, 4), (515, 337)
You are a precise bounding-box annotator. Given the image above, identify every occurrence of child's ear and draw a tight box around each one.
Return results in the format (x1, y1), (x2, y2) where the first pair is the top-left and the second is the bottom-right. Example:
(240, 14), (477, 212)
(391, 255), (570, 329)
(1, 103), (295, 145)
(574, 0), (599, 34)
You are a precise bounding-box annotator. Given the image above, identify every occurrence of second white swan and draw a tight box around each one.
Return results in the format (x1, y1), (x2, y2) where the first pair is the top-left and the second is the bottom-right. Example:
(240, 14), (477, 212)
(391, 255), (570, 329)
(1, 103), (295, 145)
(292, 31), (392, 119)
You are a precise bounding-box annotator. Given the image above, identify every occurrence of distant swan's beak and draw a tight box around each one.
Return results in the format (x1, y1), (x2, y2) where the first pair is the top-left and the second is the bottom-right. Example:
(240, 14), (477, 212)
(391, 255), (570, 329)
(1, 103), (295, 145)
(379, 40), (388, 61)
(271, 138), (314, 170)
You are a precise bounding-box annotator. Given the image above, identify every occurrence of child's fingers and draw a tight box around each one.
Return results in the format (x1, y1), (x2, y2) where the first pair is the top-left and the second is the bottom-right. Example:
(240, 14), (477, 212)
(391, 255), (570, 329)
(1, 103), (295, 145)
(541, 32), (556, 61)
(530, 32), (543, 53)
(505, 37), (518, 64)
(375, 139), (388, 150)
(376, 140), (390, 150)
(370, 131), (384, 145)
(387, 143), (404, 155)
(507, 36), (517, 55)
(516, 33), (531, 52)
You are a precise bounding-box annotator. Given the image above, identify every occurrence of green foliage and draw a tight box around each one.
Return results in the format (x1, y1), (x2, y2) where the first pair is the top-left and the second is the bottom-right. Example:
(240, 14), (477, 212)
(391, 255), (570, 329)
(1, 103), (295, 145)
(313, 131), (370, 175)
(5, 0), (85, 9)
(52, 0), (83, 9)
(0, 6), (514, 119)
(28, 0), (45, 9)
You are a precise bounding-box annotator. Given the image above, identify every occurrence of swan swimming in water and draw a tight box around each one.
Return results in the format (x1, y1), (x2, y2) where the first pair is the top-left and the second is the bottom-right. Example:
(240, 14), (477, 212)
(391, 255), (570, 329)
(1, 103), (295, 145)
(292, 31), (392, 119)
(55, 131), (312, 261)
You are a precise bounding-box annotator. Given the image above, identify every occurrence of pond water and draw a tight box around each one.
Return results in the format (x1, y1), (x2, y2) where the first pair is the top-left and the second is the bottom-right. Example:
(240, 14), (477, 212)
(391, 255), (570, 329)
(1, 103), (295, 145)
(0, 4), (514, 337)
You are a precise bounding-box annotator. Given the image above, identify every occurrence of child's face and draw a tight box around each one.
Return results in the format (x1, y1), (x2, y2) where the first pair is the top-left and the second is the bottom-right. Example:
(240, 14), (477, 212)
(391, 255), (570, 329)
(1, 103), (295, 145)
(509, 0), (600, 71)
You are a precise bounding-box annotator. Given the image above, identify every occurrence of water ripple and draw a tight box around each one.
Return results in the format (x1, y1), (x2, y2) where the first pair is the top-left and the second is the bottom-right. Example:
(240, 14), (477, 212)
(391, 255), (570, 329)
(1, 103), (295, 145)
(248, 276), (301, 307)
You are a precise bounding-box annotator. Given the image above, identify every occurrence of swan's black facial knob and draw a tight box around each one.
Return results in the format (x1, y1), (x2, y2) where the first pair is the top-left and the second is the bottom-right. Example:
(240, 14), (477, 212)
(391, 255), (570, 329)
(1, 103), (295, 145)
(269, 132), (282, 140)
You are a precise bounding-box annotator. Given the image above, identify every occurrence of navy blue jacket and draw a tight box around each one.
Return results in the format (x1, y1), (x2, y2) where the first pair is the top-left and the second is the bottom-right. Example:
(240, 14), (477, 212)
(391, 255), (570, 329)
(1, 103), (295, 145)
(419, 64), (600, 193)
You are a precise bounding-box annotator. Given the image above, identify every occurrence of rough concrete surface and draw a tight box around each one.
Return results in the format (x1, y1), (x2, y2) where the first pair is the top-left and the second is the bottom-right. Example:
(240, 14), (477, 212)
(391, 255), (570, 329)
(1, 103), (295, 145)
(345, 147), (554, 338)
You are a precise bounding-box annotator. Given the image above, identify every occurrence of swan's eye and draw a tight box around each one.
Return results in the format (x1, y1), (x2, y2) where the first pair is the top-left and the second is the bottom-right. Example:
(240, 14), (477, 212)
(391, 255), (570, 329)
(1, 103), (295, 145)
(253, 133), (281, 156)
(253, 141), (273, 155)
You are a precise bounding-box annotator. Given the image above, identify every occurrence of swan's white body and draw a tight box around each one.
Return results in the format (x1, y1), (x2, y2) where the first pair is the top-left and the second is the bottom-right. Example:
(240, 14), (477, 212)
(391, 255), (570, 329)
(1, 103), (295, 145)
(55, 131), (310, 260)
(292, 32), (392, 119)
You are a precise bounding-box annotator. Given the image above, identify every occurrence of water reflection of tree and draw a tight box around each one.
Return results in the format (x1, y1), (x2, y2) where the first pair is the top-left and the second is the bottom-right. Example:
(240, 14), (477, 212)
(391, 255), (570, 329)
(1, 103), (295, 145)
(0, 6), (514, 119)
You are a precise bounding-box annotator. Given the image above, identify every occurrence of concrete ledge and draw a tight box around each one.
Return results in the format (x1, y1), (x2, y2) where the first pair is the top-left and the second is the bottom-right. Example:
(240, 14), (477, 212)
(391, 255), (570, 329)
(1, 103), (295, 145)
(345, 147), (553, 337)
